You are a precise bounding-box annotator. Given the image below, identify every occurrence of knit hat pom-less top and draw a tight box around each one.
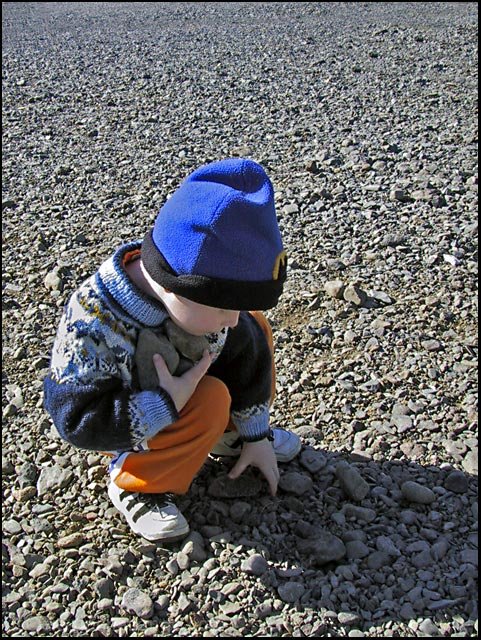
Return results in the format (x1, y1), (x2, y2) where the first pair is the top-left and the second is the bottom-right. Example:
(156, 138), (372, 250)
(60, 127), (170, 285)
(141, 158), (287, 310)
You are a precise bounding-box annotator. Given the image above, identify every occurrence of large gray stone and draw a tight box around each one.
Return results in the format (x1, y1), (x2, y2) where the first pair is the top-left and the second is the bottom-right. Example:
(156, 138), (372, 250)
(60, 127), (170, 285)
(335, 461), (370, 501)
(121, 588), (154, 619)
(135, 329), (179, 388)
(297, 531), (346, 565)
(164, 319), (210, 361)
(401, 481), (436, 504)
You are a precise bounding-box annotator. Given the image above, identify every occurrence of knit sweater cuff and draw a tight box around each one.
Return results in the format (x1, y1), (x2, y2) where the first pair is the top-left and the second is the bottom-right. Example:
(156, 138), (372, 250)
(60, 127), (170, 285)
(130, 390), (178, 444)
(231, 403), (270, 442)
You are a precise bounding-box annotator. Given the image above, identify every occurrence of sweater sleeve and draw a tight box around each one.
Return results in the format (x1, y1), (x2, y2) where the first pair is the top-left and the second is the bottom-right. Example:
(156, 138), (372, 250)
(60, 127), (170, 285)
(43, 289), (178, 452)
(207, 312), (272, 442)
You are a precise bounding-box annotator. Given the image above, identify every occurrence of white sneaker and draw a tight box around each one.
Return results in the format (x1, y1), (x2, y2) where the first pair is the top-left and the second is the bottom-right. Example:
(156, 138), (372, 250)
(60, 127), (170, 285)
(108, 481), (189, 542)
(210, 428), (302, 463)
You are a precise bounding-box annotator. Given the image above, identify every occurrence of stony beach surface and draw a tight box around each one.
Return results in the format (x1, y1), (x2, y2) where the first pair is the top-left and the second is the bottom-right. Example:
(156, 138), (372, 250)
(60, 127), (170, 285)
(2, 2), (478, 637)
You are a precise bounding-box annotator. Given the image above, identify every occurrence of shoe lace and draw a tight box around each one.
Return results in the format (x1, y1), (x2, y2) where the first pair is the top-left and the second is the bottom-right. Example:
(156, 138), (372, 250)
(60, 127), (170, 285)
(119, 490), (176, 523)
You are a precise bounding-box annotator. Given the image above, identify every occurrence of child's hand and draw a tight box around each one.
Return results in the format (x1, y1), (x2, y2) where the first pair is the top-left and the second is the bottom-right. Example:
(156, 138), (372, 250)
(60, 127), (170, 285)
(153, 349), (212, 412)
(228, 438), (279, 496)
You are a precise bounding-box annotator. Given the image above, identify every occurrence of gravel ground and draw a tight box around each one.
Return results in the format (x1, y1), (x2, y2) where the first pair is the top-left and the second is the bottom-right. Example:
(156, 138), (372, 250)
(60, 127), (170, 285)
(2, 2), (478, 637)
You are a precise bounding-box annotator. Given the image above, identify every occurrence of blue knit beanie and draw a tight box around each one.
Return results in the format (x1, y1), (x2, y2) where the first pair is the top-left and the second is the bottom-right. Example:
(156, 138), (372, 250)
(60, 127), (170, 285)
(141, 158), (287, 310)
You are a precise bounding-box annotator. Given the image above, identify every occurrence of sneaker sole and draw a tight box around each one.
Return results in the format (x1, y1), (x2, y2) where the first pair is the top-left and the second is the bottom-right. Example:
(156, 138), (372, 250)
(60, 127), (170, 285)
(140, 527), (190, 544)
(133, 522), (190, 543)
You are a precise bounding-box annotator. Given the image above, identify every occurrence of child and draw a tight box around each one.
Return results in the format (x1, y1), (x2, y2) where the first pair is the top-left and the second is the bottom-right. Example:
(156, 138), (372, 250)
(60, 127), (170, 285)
(43, 158), (301, 542)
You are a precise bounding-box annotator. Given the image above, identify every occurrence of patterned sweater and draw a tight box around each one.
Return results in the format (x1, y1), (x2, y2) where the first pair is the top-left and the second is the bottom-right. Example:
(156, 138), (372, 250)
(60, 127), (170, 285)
(43, 242), (272, 453)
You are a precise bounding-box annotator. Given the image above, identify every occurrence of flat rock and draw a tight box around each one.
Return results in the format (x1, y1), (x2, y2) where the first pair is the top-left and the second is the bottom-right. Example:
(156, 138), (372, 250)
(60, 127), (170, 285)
(207, 473), (263, 498)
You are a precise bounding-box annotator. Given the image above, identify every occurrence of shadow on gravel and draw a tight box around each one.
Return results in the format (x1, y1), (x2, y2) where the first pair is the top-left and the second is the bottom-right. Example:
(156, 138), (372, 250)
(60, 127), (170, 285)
(169, 444), (478, 633)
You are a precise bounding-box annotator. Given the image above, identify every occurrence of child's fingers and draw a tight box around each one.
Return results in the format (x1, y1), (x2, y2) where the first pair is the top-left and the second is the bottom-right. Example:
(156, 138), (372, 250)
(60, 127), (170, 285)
(228, 458), (247, 480)
(229, 459), (278, 496)
(259, 465), (278, 496)
(266, 469), (279, 496)
(152, 353), (171, 384)
(183, 350), (212, 384)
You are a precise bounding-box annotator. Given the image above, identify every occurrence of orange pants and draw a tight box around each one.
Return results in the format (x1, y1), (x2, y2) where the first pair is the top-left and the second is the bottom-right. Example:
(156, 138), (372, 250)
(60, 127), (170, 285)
(111, 312), (275, 494)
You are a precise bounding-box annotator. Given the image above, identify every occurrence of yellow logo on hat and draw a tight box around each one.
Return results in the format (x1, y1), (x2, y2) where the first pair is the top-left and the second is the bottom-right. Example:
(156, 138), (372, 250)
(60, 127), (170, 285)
(272, 250), (287, 280)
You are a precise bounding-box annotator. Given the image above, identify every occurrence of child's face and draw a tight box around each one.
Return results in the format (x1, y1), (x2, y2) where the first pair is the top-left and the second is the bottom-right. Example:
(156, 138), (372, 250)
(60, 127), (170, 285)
(139, 259), (239, 335)
(162, 293), (240, 336)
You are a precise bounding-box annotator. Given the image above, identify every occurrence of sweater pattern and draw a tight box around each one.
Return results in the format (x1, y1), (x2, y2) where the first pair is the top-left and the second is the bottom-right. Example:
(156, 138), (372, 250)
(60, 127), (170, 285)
(44, 242), (271, 451)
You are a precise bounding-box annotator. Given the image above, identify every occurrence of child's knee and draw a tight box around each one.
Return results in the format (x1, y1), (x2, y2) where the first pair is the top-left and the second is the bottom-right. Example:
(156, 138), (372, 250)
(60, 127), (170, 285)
(197, 375), (231, 432)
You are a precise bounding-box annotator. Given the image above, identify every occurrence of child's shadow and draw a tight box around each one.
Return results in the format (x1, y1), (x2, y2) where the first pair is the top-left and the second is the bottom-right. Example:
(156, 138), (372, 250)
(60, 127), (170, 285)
(175, 442), (478, 633)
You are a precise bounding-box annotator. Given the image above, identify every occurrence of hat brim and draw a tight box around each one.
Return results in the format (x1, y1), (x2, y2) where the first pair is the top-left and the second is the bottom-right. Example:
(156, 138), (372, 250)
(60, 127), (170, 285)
(141, 230), (285, 311)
